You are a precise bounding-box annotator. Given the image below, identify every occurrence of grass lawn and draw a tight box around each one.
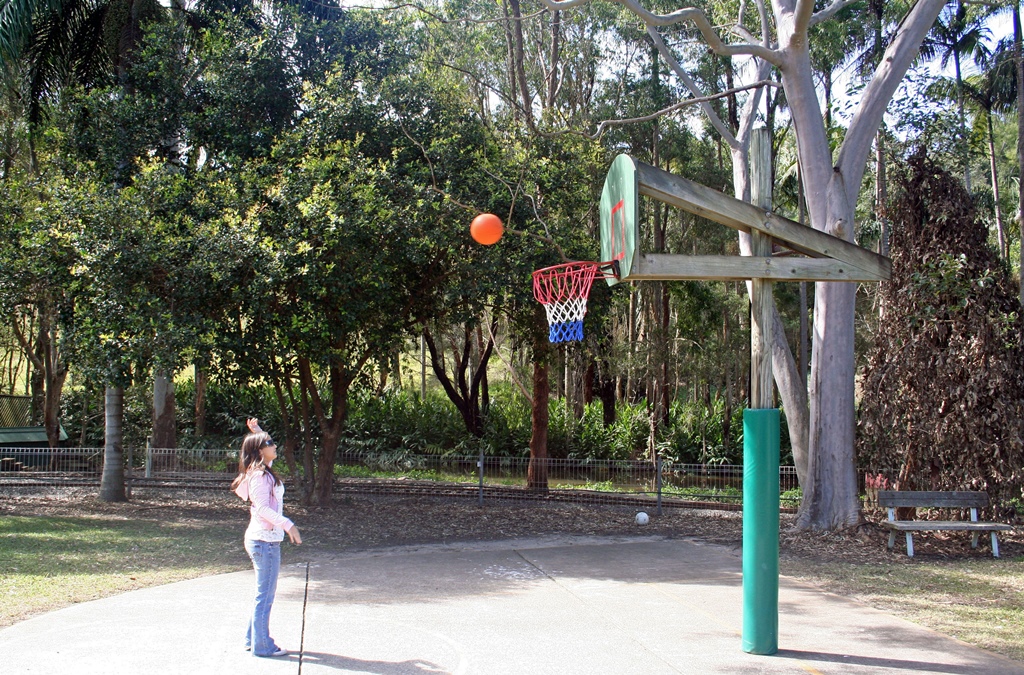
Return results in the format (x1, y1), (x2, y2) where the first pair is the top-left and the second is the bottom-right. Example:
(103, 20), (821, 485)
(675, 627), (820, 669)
(0, 513), (248, 627)
(784, 556), (1024, 662)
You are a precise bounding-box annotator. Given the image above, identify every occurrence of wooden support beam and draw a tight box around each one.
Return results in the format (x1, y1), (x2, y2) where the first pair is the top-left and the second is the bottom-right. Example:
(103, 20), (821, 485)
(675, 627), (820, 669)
(750, 240), (774, 409)
(749, 129), (773, 410)
(634, 161), (891, 281)
(631, 255), (882, 282)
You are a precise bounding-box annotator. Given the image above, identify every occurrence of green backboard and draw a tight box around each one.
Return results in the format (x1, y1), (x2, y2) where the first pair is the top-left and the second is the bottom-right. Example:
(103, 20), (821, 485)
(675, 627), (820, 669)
(600, 154), (638, 286)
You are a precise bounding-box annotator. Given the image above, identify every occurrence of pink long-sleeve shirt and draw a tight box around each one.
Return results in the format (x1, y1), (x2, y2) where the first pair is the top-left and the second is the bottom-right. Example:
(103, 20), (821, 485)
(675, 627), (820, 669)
(234, 469), (294, 542)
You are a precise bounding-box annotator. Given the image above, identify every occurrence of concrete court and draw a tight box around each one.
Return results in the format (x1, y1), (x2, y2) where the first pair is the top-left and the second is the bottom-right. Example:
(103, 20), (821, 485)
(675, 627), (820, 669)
(2, 536), (1021, 675)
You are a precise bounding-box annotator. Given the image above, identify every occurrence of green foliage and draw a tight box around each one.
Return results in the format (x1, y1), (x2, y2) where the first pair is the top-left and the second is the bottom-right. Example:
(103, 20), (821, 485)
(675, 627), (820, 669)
(547, 398), (648, 460)
(660, 397), (745, 465)
(780, 487), (803, 505)
(65, 375), (776, 470)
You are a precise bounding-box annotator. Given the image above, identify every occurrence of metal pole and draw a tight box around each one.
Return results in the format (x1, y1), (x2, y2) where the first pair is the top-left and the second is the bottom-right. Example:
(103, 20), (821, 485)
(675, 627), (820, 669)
(126, 445), (133, 497)
(478, 447), (485, 506)
(144, 437), (152, 479)
(420, 333), (426, 401)
(742, 409), (779, 654)
(656, 454), (663, 516)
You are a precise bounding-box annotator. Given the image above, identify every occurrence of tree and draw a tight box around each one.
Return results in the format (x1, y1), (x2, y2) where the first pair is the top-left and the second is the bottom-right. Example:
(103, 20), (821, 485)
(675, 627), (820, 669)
(931, 57), (1016, 258)
(423, 321), (495, 437)
(0, 175), (78, 446)
(529, 0), (947, 529)
(224, 34), (507, 503)
(923, 2), (992, 193)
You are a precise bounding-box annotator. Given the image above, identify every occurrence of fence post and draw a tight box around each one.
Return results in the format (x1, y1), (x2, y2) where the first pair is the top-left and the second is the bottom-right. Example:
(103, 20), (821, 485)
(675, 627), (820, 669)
(478, 447), (484, 506)
(145, 437), (152, 479)
(656, 455), (663, 516)
(126, 445), (133, 497)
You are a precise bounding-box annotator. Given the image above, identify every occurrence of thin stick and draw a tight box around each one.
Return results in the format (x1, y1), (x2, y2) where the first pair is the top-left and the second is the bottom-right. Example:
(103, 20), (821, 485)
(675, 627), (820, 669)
(485, 316), (533, 404)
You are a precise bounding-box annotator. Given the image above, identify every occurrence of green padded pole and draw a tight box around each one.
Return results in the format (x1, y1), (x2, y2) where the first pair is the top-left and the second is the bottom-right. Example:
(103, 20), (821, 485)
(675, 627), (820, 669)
(742, 408), (780, 655)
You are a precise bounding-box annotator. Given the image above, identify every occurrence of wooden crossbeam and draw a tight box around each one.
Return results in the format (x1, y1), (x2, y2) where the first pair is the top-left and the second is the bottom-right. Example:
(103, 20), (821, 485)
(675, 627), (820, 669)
(632, 255), (883, 282)
(634, 161), (891, 282)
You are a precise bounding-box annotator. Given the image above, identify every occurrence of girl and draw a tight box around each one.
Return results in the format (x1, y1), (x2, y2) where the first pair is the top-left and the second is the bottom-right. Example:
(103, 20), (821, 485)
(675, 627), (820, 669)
(231, 419), (301, 658)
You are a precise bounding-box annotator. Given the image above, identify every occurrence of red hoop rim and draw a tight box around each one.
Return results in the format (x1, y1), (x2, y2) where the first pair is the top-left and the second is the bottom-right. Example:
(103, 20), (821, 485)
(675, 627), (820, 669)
(531, 260), (619, 306)
(531, 260), (619, 280)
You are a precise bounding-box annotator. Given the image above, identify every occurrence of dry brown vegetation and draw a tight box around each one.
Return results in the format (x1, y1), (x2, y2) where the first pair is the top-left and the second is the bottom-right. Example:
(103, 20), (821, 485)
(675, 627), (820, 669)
(858, 152), (1024, 507)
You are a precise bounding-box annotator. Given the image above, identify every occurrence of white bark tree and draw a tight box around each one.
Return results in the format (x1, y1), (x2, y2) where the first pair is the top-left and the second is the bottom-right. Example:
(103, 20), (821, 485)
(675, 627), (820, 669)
(537, 0), (946, 529)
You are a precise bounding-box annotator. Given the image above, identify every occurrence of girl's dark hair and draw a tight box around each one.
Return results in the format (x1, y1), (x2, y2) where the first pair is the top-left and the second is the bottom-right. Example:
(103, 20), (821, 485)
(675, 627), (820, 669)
(230, 431), (281, 490)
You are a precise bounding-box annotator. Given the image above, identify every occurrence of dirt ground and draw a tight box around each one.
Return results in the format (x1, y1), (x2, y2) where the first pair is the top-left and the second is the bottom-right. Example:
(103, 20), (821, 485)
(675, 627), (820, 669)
(3, 486), (1021, 565)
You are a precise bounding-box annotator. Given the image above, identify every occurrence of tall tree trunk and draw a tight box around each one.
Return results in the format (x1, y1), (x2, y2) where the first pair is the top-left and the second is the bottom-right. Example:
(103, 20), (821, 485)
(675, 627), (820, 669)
(622, 288), (630, 401)
(78, 385), (90, 447)
(152, 372), (176, 449)
(798, 187), (861, 530)
(1016, 3), (1024, 305)
(798, 164), (810, 380)
(314, 427), (341, 505)
(299, 354), (358, 505)
(501, 0), (518, 122)
(40, 312), (63, 447)
(528, 307), (550, 491)
(508, 0), (533, 127)
(527, 357), (549, 490)
(545, 9), (561, 109)
(600, 373), (616, 426)
(12, 309), (66, 446)
(194, 364), (208, 438)
(29, 336), (43, 425)
(801, 283), (860, 529)
(724, 58), (739, 133)
(299, 373), (316, 503)
(875, 130), (889, 258)
(583, 360), (595, 404)
(986, 113), (1006, 258)
(476, 324), (490, 414)
(100, 386), (127, 502)
(954, 53), (971, 193)
(823, 69), (833, 130)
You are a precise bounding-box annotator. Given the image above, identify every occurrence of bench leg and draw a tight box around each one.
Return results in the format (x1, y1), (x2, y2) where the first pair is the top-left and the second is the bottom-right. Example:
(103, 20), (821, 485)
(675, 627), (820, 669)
(887, 531), (896, 551)
(905, 532), (914, 557)
(992, 532), (1000, 558)
(971, 532), (980, 549)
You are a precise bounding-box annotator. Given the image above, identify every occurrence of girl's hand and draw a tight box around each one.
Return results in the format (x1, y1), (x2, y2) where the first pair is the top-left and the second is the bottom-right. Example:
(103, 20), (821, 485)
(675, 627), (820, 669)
(246, 418), (263, 434)
(286, 525), (302, 545)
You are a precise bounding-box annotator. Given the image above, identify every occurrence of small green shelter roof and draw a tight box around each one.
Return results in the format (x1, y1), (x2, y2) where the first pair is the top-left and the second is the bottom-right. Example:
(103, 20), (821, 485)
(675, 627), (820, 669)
(0, 426), (69, 445)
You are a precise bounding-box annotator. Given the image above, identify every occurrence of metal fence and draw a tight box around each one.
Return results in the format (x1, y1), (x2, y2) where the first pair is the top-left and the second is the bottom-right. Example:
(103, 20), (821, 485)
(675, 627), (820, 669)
(0, 446), (800, 508)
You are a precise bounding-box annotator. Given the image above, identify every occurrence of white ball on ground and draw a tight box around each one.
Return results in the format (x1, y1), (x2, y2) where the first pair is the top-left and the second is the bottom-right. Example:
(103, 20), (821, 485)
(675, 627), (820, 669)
(635, 511), (649, 525)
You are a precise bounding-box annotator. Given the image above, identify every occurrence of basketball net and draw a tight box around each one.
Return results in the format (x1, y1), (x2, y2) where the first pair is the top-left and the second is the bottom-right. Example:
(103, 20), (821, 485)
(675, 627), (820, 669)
(532, 261), (616, 343)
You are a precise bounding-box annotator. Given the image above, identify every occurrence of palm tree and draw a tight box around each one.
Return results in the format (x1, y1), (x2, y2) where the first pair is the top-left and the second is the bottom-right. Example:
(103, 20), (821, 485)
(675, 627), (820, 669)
(848, 0), (915, 257)
(923, 3), (992, 193)
(929, 50), (1015, 257)
(0, 0), (63, 59)
(966, 63), (1015, 258)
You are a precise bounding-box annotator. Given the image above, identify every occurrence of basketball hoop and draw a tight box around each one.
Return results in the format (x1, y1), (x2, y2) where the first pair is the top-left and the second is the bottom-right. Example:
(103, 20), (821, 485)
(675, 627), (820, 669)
(532, 261), (618, 343)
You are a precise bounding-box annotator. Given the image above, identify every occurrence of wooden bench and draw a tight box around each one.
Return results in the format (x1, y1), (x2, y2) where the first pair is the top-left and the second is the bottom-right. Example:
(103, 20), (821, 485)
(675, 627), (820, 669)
(877, 490), (1012, 558)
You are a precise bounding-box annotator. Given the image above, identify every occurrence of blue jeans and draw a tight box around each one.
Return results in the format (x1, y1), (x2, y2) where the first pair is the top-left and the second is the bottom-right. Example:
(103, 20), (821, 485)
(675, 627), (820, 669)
(244, 539), (281, 657)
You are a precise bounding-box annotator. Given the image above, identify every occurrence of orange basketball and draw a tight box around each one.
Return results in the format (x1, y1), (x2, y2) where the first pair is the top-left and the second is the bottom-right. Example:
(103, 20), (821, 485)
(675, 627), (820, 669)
(470, 213), (503, 245)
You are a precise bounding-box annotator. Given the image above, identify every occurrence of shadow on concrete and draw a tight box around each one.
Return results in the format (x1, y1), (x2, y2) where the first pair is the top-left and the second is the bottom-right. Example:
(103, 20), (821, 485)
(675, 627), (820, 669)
(300, 651), (446, 673)
(303, 538), (743, 606)
(776, 649), (984, 674)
